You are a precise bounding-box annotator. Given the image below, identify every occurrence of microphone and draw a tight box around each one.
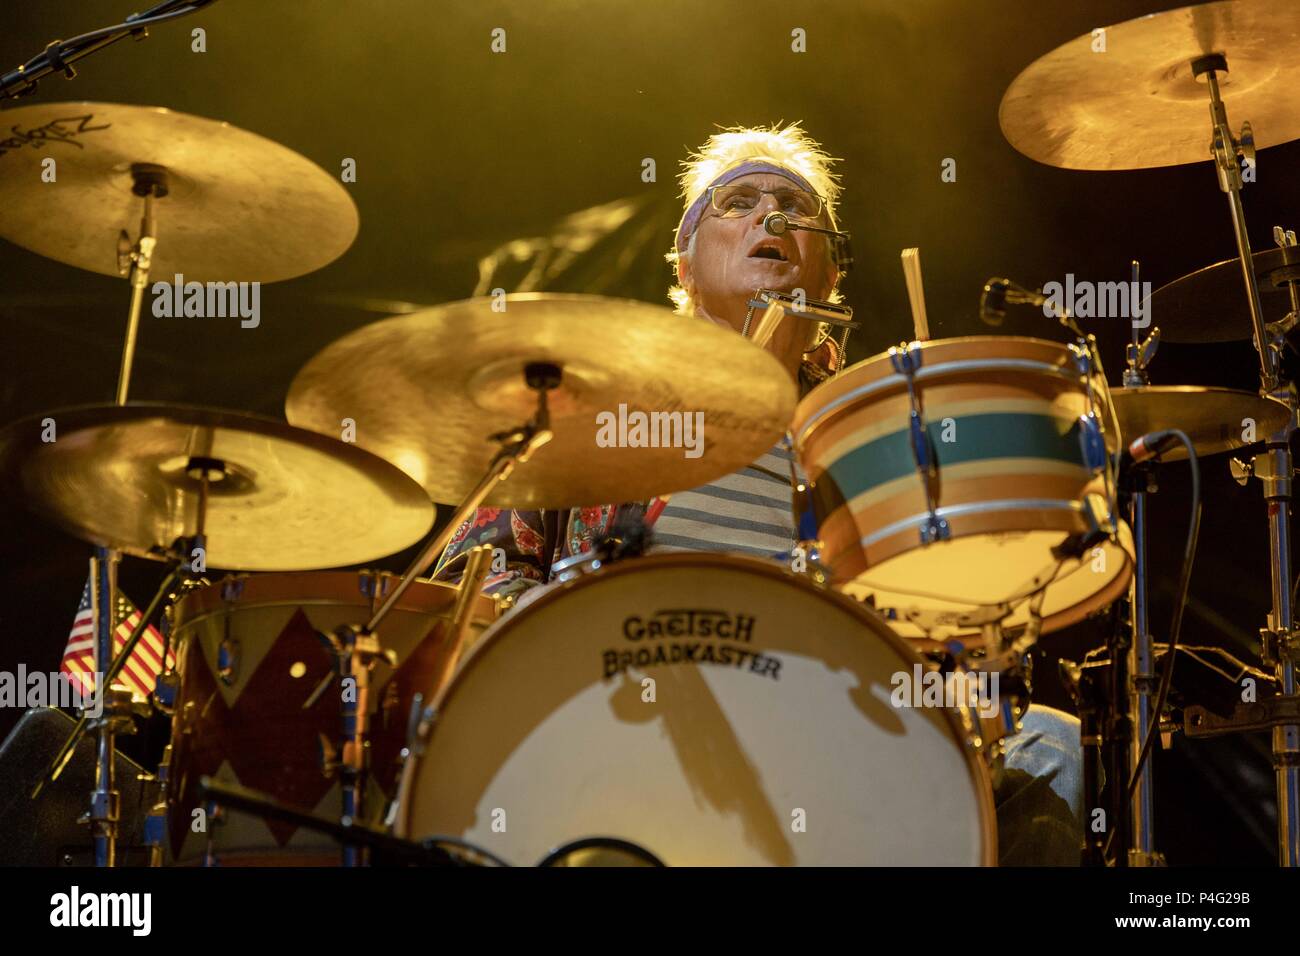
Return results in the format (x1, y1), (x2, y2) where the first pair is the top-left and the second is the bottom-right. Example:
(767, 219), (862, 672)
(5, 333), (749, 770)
(1125, 429), (1181, 464)
(763, 213), (854, 272)
(979, 278), (1010, 326)
(764, 211), (851, 240)
(979, 276), (1051, 327)
(764, 212), (792, 235)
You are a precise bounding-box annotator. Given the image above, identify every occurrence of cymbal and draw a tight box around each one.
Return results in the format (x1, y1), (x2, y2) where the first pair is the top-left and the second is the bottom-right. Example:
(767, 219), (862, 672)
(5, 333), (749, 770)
(285, 294), (797, 508)
(1112, 386), (1290, 460)
(999, 0), (1300, 170)
(0, 102), (358, 282)
(0, 404), (433, 571)
(1146, 246), (1300, 342)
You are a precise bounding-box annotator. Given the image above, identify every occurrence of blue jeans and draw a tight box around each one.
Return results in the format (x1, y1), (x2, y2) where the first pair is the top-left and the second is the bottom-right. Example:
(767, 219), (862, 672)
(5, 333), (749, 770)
(993, 704), (1083, 866)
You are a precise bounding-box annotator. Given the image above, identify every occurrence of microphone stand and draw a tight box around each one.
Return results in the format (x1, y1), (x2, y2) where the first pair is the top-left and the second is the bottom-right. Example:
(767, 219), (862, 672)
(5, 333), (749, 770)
(1, 1), (219, 99)
(1172, 55), (1300, 867)
(1121, 295), (1164, 866)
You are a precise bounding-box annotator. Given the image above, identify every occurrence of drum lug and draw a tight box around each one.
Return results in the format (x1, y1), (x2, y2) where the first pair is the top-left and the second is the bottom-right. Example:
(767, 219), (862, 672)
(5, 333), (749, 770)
(1076, 412), (1107, 474)
(152, 670), (180, 714)
(220, 577), (244, 603)
(216, 636), (240, 686)
(358, 570), (392, 600)
(403, 693), (438, 757)
(919, 514), (950, 546)
(888, 342), (951, 546)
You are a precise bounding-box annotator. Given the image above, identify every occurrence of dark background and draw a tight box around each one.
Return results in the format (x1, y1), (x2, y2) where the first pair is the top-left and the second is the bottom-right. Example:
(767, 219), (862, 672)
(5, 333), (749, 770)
(2, 0), (1295, 863)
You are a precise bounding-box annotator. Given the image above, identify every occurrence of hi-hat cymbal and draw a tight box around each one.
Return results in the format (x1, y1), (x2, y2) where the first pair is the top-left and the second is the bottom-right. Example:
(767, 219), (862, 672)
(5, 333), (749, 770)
(0, 404), (433, 571)
(1112, 386), (1290, 460)
(1146, 246), (1300, 342)
(999, 0), (1300, 170)
(0, 102), (358, 281)
(285, 293), (797, 508)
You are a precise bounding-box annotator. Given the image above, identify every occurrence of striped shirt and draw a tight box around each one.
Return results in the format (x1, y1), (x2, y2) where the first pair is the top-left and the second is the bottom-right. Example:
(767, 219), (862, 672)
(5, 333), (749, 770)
(649, 443), (802, 559)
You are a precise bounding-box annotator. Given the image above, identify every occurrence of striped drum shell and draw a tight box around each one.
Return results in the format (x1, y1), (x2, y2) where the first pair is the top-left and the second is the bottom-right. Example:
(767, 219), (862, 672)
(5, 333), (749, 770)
(792, 336), (1132, 639)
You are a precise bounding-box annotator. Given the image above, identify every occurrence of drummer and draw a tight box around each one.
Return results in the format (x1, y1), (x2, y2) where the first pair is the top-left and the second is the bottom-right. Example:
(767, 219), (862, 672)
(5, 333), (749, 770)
(435, 122), (1083, 865)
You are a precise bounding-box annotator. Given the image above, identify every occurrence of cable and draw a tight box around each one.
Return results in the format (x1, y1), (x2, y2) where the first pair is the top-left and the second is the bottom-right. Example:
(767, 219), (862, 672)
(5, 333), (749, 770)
(1103, 428), (1200, 861)
(425, 835), (512, 868)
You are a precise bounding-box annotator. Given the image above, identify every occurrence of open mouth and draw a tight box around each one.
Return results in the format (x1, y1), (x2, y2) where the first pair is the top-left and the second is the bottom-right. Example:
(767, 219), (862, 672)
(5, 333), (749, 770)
(748, 241), (788, 262)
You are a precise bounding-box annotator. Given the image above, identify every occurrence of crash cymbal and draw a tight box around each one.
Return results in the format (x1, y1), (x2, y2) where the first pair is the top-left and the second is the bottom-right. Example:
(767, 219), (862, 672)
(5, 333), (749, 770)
(0, 404), (433, 571)
(999, 0), (1300, 170)
(285, 293), (797, 508)
(1112, 386), (1290, 460)
(1145, 246), (1300, 342)
(0, 102), (357, 281)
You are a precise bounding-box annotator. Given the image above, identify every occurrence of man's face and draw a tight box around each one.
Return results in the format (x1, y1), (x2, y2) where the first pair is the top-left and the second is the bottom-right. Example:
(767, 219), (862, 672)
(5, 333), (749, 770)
(679, 171), (838, 331)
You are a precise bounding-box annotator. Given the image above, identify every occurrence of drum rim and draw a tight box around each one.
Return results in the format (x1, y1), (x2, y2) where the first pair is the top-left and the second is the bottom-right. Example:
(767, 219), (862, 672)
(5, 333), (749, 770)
(170, 569), (499, 632)
(868, 525), (1136, 645)
(793, 334), (1111, 451)
(401, 551), (998, 865)
(803, 333), (1081, 390)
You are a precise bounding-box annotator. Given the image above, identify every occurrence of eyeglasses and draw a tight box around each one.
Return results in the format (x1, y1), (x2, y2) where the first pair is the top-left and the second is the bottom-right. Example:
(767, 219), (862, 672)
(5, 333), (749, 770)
(706, 183), (824, 221)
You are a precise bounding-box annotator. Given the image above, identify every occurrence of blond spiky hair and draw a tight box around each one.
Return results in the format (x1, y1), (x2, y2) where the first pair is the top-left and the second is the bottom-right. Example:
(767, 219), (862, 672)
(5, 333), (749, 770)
(666, 123), (843, 314)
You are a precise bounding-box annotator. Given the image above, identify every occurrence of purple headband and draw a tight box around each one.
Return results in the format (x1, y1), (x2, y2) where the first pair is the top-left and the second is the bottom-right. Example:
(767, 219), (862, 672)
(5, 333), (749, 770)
(674, 160), (820, 253)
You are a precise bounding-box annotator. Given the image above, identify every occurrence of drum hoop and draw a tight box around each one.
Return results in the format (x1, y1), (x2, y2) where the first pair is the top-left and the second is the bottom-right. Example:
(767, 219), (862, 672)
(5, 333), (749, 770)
(171, 571), (498, 632)
(405, 551), (998, 864)
(795, 358), (1086, 449)
(856, 498), (1086, 551)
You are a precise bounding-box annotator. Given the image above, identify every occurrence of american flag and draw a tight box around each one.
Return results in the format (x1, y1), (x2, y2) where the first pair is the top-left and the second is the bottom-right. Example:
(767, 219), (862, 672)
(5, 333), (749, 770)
(60, 571), (173, 702)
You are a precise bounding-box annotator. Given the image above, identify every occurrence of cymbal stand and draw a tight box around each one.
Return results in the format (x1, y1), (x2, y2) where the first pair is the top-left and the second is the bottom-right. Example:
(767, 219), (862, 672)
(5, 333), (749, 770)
(88, 548), (125, 867)
(33, 461), (213, 865)
(49, 165), (170, 865)
(1062, 651), (1105, 866)
(317, 620), (395, 867)
(1121, 307), (1165, 866)
(317, 363), (557, 863)
(1194, 55), (1300, 865)
(362, 361), (558, 637)
(115, 165), (167, 405)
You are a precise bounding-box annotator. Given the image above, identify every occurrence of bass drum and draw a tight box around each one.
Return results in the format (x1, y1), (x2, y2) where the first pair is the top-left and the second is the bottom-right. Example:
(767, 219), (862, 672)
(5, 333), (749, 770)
(396, 553), (996, 866)
(166, 570), (498, 865)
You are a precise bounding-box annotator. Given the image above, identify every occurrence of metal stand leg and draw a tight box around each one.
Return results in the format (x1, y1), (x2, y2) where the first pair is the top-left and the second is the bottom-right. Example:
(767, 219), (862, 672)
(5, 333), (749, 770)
(89, 548), (120, 868)
(1075, 665), (1106, 867)
(1261, 445), (1300, 866)
(27, 169), (174, 867)
(314, 364), (558, 865)
(1127, 482), (1163, 865)
(1192, 52), (1300, 867)
(1106, 599), (1133, 867)
(114, 166), (166, 407)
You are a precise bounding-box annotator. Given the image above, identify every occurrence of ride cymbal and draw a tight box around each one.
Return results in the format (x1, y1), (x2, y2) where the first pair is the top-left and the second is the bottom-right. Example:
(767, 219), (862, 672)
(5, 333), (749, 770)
(285, 293), (797, 508)
(999, 0), (1300, 170)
